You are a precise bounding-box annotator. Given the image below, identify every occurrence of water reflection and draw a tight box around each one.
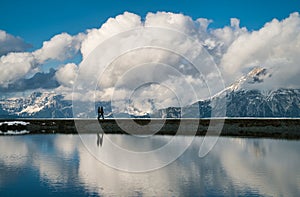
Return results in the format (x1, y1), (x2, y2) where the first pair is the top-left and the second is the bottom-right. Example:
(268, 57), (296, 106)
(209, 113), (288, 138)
(96, 132), (104, 147)
(0, 135), (299, 196)
(96, 119), (104, 147)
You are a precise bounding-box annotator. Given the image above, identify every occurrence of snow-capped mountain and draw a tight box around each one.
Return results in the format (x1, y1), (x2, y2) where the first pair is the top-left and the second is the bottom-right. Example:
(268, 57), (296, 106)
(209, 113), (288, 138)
(156, 68), (300, 118)
(0, 68), (299, 118)
(0, 92), (72, 118)
(210, 67), (300, 117)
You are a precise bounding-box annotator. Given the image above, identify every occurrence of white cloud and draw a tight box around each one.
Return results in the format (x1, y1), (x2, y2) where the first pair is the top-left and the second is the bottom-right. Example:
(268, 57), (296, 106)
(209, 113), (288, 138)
(197, 18), (213, 32)
(0, 30), (31, 56)
(220, 12), (300, 89)
(33, 33), (84, 63)
(65, 11), (300, 115)
(0, 32), (84, 87)
(0, 52), (36, 87)
(2, 11), (300, 113)
(75, 12), (217, 106)
(145, 12), (196, 35)
(207, 18), (248, 62)
(80, 12), (142, 59)
(230, 18), (240, 29)
(55, 63), (78, 87)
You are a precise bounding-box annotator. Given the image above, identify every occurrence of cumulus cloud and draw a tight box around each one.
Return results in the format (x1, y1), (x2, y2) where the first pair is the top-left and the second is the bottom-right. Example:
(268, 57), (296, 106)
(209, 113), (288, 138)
(145, 12), (196, 35)
(0, 32), (84, 87)
(80, 12), (142, 59)
(55, 63), (78, 87)
(205, 18), (248, 62)
(60, 11), (298, 116)
(0, 68), (59, 92)
(221, 12), (300, 89)
(2, 11), (300, 114)
(72, 12), (243, 111)
(33, 33), (84, 63)
(0, 52), (36, 87)
(0, 30), (31, 56)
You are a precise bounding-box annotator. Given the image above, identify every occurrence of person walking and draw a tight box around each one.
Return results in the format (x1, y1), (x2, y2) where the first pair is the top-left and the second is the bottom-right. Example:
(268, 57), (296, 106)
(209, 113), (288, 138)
(98, 106), (104, 119)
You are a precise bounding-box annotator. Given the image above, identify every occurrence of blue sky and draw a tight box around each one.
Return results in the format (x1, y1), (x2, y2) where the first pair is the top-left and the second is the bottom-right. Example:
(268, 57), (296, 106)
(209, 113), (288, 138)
(1, 0), (299, 48)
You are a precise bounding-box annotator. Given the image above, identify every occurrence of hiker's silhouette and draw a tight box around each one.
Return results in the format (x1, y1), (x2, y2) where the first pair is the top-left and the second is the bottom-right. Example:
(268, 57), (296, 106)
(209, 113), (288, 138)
(97, 106), (104, 119)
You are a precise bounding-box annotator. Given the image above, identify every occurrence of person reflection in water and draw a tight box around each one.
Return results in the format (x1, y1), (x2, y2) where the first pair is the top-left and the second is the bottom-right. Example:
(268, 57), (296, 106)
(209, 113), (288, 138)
(97, 106), (104, 120)
(97, 114), (104, 147)
(97, 132), (104, 147)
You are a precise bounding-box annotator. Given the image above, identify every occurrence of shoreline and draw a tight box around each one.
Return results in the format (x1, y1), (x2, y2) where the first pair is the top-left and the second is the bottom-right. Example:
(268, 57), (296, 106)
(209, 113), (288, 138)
(0, 118), (300, 139)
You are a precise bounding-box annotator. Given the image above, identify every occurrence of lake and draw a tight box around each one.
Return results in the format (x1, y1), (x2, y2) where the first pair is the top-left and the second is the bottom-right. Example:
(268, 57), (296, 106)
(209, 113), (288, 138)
(0, 134), (299, 196)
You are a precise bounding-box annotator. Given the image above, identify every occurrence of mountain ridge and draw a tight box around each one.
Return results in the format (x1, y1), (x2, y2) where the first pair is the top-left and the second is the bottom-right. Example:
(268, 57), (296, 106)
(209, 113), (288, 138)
(0, 68), (299, 118)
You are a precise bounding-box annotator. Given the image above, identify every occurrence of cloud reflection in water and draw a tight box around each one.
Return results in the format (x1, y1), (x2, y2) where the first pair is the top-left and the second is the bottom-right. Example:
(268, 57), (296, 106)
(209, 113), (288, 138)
(0, 135), (299, 196)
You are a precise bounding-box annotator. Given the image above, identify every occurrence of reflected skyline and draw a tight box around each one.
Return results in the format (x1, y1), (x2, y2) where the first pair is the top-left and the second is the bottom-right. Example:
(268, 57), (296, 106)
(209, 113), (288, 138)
(0, 135), (299, 196)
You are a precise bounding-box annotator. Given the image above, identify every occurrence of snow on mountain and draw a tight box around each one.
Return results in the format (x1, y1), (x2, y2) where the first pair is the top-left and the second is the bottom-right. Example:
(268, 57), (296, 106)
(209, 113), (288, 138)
(216, 68), (300, 117)
(227, 67), (271, 91)
(212, 67), (271, 99)
(0, 92), (72, 118)
(158, 67), (300, 118)
(0, 67), (299, 118)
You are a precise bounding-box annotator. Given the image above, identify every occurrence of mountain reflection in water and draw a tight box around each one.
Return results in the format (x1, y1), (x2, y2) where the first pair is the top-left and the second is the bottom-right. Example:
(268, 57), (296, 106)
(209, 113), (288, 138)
(0, 135), (299, 196)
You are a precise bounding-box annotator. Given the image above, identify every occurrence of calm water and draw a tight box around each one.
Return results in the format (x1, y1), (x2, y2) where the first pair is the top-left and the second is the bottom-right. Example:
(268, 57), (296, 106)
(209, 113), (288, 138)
(0, 134), (299, 196)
